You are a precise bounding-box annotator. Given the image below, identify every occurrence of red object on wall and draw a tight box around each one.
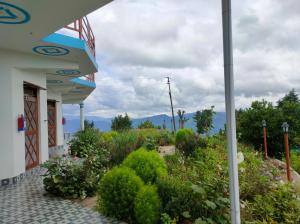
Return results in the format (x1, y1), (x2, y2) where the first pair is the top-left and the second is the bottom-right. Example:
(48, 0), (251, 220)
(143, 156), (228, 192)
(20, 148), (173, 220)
(18, 114), (25, 131)
(62, 117), (66, 125)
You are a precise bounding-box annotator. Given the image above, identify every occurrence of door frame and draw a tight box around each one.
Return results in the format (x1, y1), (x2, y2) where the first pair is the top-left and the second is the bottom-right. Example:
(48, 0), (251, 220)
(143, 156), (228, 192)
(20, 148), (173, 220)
(24, 84), (40, 170)
(47, 100), (57, 147)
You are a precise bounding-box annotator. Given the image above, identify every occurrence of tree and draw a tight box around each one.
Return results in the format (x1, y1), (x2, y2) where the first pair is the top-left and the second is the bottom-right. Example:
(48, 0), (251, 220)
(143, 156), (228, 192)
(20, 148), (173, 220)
(111, 113), (132, 132)
(138, 120), (155, 129)
(237, 91), (300, 158)
(277, 90), (300, 148)
(177, 110), (189, 129)
(193, 106), (215, 135)
(277, 89), (299, 108)
(84, 120), (95, 129)
(237, 100), (284, 158)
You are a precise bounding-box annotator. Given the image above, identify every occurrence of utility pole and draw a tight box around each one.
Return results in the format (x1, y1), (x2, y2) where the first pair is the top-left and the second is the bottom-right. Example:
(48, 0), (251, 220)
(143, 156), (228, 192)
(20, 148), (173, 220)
(166, 77), (176, 132)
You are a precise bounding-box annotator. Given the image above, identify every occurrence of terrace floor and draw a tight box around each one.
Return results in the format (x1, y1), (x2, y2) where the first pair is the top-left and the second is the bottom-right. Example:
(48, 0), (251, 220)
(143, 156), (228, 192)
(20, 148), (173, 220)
(0, 170), (119, 224)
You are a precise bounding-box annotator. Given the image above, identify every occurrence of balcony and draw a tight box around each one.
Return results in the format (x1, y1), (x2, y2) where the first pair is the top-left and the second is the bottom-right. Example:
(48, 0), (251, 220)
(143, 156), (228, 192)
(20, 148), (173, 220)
(65, 16), (96, 82)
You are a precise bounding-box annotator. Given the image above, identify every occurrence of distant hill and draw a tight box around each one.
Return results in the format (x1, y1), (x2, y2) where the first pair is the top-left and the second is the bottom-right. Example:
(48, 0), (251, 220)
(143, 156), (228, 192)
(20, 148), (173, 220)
(63, 112), (226, 134)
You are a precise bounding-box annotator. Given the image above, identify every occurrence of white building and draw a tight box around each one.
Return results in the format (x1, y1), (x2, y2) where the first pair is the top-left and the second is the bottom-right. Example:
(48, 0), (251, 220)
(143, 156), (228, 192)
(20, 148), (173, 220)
(0, 1), (112, 185)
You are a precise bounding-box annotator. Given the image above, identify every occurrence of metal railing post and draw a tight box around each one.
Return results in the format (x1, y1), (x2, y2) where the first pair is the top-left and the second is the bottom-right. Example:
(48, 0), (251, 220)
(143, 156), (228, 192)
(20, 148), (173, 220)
(221, 0), (241, 223)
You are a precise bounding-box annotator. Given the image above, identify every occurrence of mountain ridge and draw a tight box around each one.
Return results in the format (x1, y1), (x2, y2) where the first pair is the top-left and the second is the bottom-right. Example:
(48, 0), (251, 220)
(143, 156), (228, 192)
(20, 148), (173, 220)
(63, 112), (226, 134)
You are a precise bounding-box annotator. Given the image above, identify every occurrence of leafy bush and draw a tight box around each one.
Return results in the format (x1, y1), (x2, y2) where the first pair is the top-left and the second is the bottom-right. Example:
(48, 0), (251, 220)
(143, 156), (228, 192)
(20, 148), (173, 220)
(157, 175), (198, 221)
(160, 213), (177, 224)
(198, 137), (208, 149)
(69, 127), (100, 158)
(291, 151), (300, 174)
(133, 129), (174, 146)
(42, 156), (102, 199)
(244, 184), (300, 223)
(107, 129), (174, 166)
(143, 137), (158, 150)
(157, 130), (175, 146)
(98, 167), (144, 222)
(122, 148), (167, 184)
(162, 146), (241, 222)
(98, 131), (117, 146)
(175, 128), (198, 156)
(134, 185), (161, 224)
(109, 131), (144, 166)
(238, 146), (276, 200)
(164, 136), (300, 223)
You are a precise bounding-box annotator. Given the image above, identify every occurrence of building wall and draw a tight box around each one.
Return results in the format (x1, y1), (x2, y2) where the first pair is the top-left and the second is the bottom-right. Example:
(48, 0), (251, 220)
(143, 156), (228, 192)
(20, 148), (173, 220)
(0, 67), (47, 179)
(0, 64), (14, 180)
(0, 50), (77, 180)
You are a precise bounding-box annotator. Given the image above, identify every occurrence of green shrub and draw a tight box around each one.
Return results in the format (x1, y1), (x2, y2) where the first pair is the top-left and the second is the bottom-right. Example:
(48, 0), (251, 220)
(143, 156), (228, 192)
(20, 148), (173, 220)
(134, 185), (161, 224)
(175, 128), (197, 156)
(133, 129), (174, 146)
(291, 151), (300, 174)
(157, 130), (175, 146)
(42, 156), (102, 199)
(160, 213), (177, 224)
(157, 176), (196, 221)
(98, 167), (144, 222)
(244, 184), (300, 223)
(109, 131), (144, 166)
(165, 135), (300, 223)
(84, 148), (110, 179)
(238, 147), (275, 201)
(108, 129), (173, 166)
(69, 127), (100, 158)
(98, 131), (117, 148)
(143, 137), (158, 150)
(198, 137), (208, 149)
(122, 148), (167, 184)
(161, 147), (231, 223)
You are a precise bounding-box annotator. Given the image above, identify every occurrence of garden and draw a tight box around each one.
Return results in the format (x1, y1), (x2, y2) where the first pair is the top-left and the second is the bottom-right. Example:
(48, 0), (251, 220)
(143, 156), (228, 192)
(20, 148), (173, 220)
(42, 123), (300, 223)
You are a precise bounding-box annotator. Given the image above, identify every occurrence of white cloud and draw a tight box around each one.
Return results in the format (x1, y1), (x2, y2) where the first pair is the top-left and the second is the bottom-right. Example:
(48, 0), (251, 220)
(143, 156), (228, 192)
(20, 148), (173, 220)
(64, 0), (300, 118)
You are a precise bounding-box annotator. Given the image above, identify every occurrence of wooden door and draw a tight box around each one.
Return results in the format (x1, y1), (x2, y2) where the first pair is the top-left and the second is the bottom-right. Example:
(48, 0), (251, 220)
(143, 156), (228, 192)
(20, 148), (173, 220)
(47, 101), (57, 147)
(24, 87), (39, 170)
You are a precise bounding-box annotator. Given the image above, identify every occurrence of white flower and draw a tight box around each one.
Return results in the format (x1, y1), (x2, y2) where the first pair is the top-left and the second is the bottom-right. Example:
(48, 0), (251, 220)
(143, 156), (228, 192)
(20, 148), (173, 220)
(237, 152), (244, 164)
(217, 164), (223, 171)
(279, 180), (285, 185)
(240, 167), (245, 173)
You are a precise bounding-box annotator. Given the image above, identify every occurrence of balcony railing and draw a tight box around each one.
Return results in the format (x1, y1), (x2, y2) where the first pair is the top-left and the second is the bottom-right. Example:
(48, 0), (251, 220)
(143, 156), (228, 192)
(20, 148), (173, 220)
(65, 16), (95, 82)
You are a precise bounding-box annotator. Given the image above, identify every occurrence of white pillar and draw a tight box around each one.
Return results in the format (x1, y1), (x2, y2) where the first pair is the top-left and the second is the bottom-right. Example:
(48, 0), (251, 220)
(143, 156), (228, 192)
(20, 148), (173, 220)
(80, 103), (85, 131)
(221, 0), (241, 223)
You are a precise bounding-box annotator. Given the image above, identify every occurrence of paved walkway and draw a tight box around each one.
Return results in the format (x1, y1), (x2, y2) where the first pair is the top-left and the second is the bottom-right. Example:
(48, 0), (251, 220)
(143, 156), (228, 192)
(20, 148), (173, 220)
(158, 145), (176, 156)
(0, 172), (119, 224)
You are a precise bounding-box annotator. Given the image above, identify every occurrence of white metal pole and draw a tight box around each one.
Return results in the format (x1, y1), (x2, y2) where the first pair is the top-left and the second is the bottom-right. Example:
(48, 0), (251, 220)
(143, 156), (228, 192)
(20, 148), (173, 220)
(80, 103), (85, 131)
(221, 0), (241, 223)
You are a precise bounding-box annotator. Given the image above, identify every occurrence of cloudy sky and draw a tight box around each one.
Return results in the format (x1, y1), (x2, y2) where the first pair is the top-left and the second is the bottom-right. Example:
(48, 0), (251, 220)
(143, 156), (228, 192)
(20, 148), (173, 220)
(63, 0), (300, 118)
